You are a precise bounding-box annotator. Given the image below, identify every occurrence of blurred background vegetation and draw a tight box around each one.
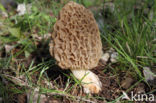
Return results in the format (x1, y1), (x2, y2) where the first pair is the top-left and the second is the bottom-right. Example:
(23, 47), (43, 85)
(0, 0), (155, 102)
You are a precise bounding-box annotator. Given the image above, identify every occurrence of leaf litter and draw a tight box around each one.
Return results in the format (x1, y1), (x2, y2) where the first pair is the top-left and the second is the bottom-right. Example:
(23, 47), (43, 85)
(0, 0), (156, 103)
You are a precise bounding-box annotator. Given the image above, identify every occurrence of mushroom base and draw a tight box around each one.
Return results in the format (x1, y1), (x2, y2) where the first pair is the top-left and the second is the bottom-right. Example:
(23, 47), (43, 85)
(71, 69), (102, 94)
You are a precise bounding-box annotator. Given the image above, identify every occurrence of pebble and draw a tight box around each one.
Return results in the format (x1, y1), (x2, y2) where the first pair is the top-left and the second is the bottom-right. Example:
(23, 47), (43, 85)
(101, 53), (110, 62)
(110, 52), (118, 63)
(143, 67), (155, 82)
(100, 48), (119, 64)
(121, 77), (134, 89)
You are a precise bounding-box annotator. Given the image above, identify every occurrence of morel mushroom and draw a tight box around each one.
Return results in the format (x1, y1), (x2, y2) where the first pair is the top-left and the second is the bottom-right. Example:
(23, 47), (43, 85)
(49, 1), (102, 94)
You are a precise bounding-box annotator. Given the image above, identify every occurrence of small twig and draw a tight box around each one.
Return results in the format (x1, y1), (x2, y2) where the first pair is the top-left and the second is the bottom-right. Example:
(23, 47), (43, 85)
(1, 73), (96, 103)
(136, 56), (149, 59)
(1, 74), (29, 87)
(46, 92), (96, 103)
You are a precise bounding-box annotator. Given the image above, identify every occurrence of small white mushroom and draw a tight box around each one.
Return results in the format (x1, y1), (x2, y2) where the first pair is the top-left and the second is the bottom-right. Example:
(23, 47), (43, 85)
(49, 1), (103, 94)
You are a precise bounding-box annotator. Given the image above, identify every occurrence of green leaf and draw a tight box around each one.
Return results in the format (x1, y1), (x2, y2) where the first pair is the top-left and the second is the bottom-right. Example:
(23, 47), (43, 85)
(0, 36), (18, 43)
(83, 0), (97, 7)
(24, 50), (31, 58)
(8, 28), (21, 38)
(0, 3), (6, 12)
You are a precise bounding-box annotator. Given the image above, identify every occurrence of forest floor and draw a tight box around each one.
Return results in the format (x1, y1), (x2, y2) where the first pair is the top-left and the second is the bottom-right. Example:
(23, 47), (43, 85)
(0, 0), (156, 103)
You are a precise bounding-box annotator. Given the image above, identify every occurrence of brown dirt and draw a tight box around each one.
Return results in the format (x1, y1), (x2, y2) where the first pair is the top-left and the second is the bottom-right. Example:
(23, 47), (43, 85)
(1, 42), (155, 103)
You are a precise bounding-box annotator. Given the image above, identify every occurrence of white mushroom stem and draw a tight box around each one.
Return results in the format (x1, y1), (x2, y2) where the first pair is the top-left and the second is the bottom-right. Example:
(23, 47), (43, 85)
(71, 69), (102, 94)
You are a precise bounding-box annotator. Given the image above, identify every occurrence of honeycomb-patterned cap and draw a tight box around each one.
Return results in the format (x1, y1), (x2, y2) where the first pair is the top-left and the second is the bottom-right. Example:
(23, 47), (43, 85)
(49, 1), (102, 70)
